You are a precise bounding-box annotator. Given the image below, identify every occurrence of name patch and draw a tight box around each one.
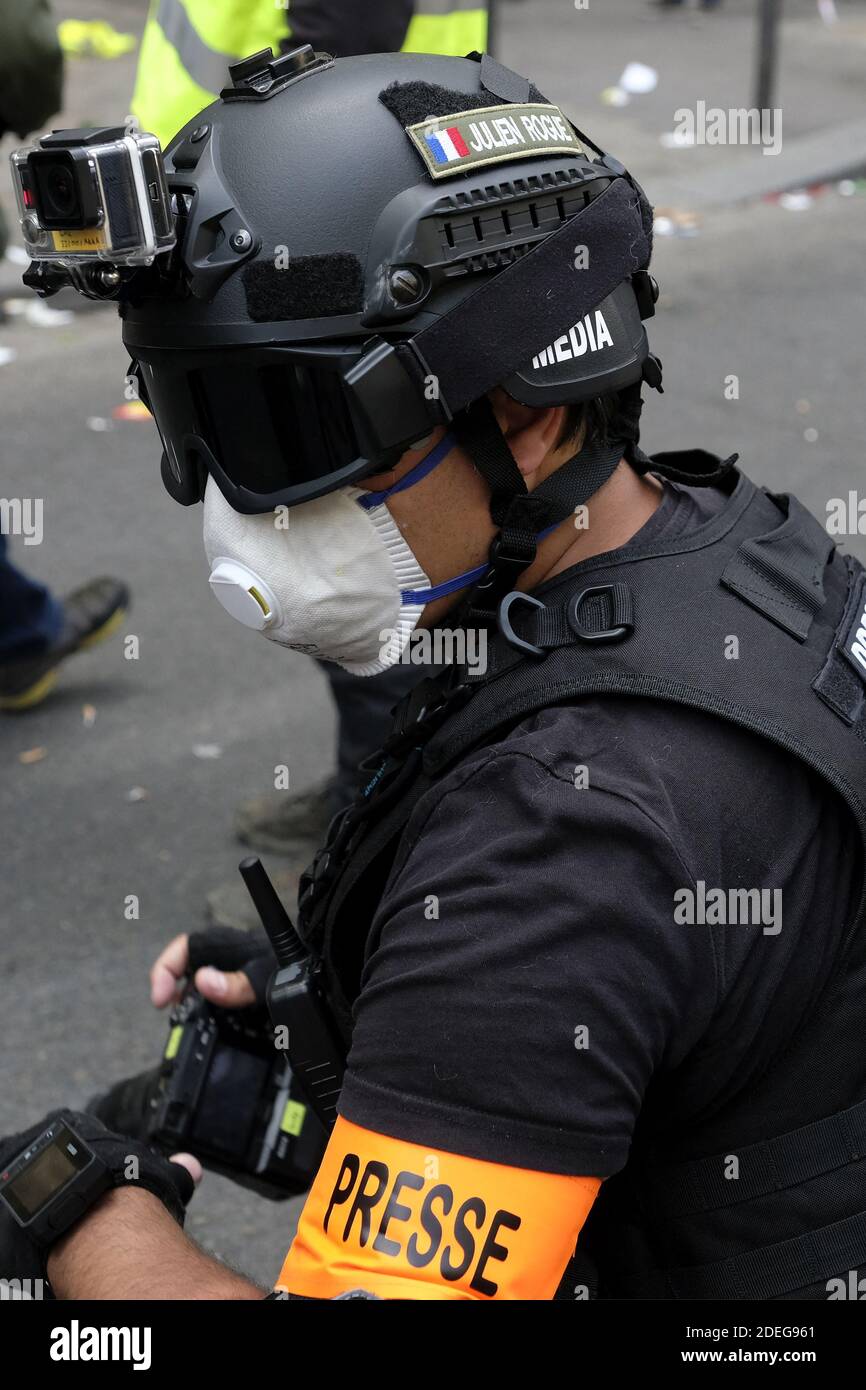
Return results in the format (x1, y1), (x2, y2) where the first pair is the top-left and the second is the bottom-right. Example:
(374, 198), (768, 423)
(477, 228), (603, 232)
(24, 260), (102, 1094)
(841, 576), (866, 683)
(407, 102), (584, 180)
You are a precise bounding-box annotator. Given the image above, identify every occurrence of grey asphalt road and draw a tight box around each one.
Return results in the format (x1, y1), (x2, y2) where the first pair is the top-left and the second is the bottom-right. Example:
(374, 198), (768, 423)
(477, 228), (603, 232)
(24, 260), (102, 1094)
(1, 0), (865, 1288)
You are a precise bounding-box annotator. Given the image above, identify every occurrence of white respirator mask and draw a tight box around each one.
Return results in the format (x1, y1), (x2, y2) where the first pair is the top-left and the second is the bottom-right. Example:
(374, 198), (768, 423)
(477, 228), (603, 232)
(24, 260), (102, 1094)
(202, 432), (488, 676)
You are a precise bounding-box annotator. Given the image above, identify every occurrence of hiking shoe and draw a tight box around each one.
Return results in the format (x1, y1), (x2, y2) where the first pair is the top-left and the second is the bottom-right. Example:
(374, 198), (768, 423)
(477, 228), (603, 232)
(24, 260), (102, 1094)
(234, 779), (335, 856)
(0, 576), (129, 711)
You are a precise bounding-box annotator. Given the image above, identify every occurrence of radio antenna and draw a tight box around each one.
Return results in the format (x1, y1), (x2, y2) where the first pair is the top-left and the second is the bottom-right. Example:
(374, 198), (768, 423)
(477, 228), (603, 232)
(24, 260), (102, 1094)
(239, 856), (307, 968)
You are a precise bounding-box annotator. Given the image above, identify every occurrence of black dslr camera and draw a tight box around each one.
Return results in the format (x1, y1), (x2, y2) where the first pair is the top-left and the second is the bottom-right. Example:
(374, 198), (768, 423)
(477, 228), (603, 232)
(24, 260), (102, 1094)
(91, 988), (327, 1201)
(91, 857), (345, 1199)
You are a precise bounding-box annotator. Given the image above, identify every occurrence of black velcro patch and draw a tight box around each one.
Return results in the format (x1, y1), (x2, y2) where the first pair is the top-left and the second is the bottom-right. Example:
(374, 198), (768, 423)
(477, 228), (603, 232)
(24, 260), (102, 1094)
(379, 78), (546, 130)
(243, 253), (364, 323)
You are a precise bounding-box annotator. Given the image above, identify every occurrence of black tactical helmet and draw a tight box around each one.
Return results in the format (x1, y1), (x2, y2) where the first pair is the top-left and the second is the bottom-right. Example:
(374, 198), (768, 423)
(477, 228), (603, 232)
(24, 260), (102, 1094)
(121, 46), (660, 532)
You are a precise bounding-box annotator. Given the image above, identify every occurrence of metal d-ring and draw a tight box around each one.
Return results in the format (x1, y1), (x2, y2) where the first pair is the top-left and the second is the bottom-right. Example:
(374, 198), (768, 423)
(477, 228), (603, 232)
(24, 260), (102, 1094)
(498, 591), (547, 657)
(568, 584), (633, 643)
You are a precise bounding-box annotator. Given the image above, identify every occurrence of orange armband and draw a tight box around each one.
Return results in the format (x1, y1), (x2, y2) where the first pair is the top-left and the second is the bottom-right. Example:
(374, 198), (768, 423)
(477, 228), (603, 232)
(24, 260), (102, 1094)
(277, 1116), (600, 1300)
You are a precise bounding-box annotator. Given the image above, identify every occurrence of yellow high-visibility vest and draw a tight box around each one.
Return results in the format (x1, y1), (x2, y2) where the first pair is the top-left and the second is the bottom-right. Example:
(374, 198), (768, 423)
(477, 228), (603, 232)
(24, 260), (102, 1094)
(402, 1), (488, 58)
(132, 1), (490, 149)
(131, 0), (292, 148)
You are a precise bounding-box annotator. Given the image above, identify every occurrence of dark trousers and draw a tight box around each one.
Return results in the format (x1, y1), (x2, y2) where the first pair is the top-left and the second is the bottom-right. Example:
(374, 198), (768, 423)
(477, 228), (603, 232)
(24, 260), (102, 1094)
(0, 534), (63, 660)
(323, 658), (437, 810)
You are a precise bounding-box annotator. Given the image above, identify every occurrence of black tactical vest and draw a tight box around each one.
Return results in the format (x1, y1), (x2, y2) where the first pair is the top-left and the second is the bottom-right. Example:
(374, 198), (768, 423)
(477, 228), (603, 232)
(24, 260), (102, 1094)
(297, 464), (866, 1300)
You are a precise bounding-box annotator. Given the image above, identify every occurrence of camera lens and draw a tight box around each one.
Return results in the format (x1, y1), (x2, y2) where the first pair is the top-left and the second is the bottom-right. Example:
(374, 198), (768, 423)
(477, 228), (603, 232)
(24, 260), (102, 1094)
(42, 163), (79, 220)
(29, 150), (98, 230)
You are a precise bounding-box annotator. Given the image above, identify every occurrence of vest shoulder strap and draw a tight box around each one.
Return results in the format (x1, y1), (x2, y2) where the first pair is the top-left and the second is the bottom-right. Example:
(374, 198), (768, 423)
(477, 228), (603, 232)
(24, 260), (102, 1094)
(426, 473), (866, 875)
(305, 469), (866, 1036)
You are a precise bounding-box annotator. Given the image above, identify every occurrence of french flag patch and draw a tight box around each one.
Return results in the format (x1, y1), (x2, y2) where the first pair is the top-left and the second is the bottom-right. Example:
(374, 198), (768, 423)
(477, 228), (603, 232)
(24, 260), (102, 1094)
(424, 126), (471, 166)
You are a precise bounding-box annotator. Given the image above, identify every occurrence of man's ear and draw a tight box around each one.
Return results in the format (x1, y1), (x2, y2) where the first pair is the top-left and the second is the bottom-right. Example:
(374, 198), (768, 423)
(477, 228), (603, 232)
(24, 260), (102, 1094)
(487, 389), (567, 480)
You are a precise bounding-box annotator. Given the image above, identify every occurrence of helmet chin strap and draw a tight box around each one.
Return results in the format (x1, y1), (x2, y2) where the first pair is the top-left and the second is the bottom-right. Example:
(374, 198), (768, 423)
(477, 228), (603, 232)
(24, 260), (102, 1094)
(449, 396), (628, 630)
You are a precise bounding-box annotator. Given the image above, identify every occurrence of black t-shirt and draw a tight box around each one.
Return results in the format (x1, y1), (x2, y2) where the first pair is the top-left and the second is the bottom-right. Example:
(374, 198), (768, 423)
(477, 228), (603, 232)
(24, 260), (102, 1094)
(338, 481), (863, 1177)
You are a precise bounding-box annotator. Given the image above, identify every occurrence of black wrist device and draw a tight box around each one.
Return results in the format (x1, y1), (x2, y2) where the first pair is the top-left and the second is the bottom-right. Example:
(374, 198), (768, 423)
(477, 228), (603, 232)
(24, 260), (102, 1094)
(0, 1117), (112, 1249)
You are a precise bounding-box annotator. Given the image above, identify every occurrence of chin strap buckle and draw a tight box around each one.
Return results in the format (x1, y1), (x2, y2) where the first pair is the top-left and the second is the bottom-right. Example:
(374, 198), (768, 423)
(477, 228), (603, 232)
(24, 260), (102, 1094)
(469, 542), (536, 625)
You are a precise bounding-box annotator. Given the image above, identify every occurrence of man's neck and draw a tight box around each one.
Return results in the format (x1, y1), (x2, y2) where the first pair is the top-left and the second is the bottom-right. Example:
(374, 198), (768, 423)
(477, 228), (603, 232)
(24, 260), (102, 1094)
(521, 459), (664, 592)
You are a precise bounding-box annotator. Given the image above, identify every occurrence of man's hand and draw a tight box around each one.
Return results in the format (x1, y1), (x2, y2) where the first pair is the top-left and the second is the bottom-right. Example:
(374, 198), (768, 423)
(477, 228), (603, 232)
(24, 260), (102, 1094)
(0, 1109), (202, 1294)
(150, 927), (273, 1011)
(46, 1186), (264, 1300)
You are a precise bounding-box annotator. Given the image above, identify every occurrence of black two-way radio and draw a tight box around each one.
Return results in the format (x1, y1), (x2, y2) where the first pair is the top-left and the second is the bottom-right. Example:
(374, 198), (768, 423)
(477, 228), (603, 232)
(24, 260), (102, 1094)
(239, 857), (346, 1130)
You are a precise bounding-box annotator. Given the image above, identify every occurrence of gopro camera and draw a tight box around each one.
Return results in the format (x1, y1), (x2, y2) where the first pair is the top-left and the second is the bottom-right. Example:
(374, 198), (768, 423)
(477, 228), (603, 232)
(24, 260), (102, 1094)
(10, 126), (174, 267)
(90, 989), (327, 1200)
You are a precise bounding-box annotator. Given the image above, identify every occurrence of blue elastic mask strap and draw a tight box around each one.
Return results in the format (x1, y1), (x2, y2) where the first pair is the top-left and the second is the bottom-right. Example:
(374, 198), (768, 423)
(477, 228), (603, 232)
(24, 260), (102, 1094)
(400, 521), (560, 606)
(355, 429), (564, 606)
(356, 433), (455, 511)
(401, 562), (487, 606)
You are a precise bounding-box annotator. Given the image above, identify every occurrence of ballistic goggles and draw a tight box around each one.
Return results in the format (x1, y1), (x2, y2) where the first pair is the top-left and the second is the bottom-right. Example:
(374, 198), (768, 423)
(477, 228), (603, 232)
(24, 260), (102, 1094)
(133, 338), (439, 515)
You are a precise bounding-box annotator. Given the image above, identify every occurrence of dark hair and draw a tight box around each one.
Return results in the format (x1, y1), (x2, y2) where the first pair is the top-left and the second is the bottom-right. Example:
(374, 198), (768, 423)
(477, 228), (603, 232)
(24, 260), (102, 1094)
(558, 388), (641, 455)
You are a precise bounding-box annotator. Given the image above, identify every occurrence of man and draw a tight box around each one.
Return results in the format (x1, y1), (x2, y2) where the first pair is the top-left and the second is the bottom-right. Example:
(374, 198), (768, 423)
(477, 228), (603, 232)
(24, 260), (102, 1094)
(4, 49), (866, 1301)
(0, 0), (128, 710)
